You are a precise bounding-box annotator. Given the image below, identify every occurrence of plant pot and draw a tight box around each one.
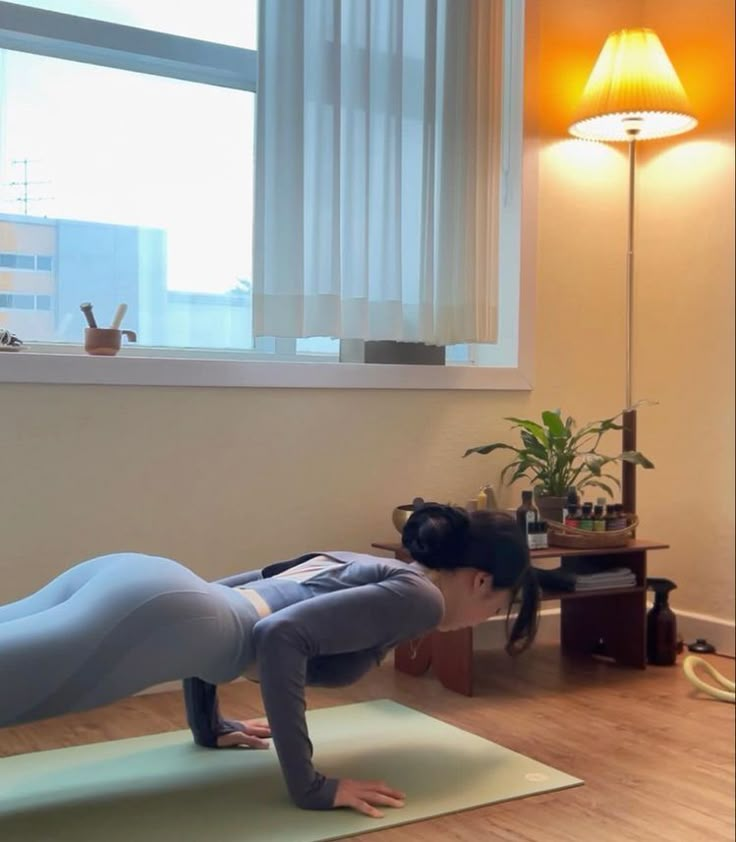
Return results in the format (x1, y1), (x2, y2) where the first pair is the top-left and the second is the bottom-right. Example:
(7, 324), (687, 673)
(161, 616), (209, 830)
(534, 494), (567, 525)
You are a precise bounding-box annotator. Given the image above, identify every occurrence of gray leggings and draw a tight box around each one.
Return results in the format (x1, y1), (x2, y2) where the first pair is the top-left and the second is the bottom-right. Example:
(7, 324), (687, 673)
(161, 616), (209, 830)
(0, 553), (259, 728)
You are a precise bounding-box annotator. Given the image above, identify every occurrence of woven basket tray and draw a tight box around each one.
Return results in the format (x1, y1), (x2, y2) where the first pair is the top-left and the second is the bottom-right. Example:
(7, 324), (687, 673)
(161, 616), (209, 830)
(546, 515), (638, 549)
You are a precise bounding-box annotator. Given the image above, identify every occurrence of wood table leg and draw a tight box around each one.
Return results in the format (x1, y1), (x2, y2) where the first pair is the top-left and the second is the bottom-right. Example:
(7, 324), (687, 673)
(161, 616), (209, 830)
(430, 627), (474, 696)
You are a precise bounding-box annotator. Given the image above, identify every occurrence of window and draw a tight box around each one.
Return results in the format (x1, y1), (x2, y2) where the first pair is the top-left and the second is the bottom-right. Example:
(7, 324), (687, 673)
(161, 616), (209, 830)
(0, 50), (255, 349)
(0, 252), (53, 270)
(0, 253), (36, 269)
(1, 1), (256, 352)
(0, 1), (531, 390)
(0, 293), (35, 309)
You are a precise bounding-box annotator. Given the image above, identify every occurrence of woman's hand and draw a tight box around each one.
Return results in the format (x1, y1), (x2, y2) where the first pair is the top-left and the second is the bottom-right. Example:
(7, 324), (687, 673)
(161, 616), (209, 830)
(333, 778), (406, 818)
(216, 718), (272, 749)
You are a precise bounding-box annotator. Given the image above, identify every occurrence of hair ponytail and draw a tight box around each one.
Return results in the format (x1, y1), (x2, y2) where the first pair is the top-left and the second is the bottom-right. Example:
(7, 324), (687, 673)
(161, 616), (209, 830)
(504, 566), (540, 655)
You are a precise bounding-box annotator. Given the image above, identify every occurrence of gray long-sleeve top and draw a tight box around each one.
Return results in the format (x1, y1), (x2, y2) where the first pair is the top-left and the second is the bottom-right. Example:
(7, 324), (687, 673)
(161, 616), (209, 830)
(183, 551), (444, 811)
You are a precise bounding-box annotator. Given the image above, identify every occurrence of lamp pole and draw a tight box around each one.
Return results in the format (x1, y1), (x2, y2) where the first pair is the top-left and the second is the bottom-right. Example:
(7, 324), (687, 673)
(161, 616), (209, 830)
(622, 121), (641, 516)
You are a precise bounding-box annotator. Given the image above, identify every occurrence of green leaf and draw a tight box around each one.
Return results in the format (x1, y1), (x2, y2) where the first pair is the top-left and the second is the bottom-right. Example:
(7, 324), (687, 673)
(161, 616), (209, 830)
(593, 417), (625, 433)
(505, 417), (549, 447)
(502, 455), (544, 485)
(579, 479), (616, 497)
(599, 472), (622, 488)
(620, 450), (655, 469)
(500, 460), (521, 481)
(463, 443), (520, 458)
(571, 412), (624, 446)
(501, 461), (525, 485)
(508, 465), (534, 485)
(583, 454), (606, 476)
(520, 430), (548, 459)
(628, 399), (659, 412)
(542, 410), (567, 439)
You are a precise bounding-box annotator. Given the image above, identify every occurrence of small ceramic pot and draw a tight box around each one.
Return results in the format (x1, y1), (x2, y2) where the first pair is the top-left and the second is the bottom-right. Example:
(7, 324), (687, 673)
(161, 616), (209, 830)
(84, 327), (137, 356)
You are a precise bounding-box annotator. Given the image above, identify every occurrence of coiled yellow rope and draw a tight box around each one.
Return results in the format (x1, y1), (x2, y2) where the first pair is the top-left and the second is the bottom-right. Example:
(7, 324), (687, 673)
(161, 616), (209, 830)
(683, 656), (735, 703)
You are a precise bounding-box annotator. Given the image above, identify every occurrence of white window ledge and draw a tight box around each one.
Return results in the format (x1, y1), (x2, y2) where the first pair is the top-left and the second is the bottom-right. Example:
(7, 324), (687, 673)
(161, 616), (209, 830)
(0, 349), (533, 390)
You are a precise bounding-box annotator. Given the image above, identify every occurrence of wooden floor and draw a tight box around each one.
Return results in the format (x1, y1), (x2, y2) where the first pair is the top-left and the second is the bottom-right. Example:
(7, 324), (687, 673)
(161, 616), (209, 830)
(1, 645), (734, 842)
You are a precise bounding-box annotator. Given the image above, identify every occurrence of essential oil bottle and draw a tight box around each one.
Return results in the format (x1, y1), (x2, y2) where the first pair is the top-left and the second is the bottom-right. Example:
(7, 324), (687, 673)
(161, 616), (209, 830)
(516, 490), (538, 536)
(580, 502), (594, 531)
(593, 504), (606, 532)
(605, 504), (617, 531)
(614, 503), (627, 530)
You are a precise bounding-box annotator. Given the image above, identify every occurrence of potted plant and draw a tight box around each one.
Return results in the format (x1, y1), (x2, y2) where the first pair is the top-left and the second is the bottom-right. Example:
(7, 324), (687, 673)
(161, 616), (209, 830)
(463, 408), (654, 523)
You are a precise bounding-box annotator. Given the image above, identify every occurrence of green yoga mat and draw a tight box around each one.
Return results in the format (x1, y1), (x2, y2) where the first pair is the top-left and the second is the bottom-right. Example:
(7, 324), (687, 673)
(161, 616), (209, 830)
(0, 699), (582, 842)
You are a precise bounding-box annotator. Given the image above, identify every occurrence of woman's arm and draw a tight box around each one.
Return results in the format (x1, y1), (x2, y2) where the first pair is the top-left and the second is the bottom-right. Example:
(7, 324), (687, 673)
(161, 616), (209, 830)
(252, 572), (444, 810)
(182, 676), (246, 747)
(180, 567), (265, 743)
(306, 650), (383, 687)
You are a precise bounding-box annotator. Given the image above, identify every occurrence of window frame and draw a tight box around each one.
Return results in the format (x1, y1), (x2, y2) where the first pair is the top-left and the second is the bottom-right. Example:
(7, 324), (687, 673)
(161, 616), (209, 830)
(0, 0), (535, 391)
(0, 1), (256, 89)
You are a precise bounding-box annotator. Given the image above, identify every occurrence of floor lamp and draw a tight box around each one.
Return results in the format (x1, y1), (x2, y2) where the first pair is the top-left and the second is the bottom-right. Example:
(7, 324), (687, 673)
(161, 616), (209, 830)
(568, 28), (697, 515)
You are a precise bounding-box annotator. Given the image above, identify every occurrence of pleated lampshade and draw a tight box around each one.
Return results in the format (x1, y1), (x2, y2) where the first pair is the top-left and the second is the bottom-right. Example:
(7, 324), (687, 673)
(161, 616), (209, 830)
(569, 28), (697, 141)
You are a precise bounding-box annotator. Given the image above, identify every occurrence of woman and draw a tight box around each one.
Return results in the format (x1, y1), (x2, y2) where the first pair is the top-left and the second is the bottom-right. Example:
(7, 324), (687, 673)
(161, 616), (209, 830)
(0, 505), (539, 817)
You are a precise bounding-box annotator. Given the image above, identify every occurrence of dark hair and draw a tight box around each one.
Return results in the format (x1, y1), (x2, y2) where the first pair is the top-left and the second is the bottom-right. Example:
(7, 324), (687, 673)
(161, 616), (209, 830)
(401, 503), (540, 655)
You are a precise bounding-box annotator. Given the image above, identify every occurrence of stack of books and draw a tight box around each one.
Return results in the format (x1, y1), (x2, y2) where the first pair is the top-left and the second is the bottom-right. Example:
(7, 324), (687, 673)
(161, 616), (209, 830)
(573, 567), (637, 591)
(534, 566), (637, 593)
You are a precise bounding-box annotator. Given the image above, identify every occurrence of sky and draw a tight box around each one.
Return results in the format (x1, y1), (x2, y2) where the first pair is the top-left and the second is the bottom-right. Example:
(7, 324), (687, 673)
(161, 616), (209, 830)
(0, 1), (257, 292)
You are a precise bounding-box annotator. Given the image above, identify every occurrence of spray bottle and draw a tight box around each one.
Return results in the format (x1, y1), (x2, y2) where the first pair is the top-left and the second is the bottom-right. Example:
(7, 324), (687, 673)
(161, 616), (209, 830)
(646, 578), (678, 666)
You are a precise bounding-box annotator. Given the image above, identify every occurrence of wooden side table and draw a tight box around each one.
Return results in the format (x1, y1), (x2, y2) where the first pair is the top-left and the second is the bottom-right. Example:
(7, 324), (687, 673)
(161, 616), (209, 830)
(372, 539), (669, 696)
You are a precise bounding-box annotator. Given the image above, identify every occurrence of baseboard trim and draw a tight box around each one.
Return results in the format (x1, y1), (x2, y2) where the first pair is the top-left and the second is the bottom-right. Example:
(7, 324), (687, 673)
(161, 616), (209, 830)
(474, 606), (735, 658)
(135, 607), (734, 698)
(676, 610), (735, 658)
(474, 606), (561, 650)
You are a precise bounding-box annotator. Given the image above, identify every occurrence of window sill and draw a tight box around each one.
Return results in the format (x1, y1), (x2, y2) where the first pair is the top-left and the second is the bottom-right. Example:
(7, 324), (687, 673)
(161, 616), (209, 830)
(0, 348), (533, 390)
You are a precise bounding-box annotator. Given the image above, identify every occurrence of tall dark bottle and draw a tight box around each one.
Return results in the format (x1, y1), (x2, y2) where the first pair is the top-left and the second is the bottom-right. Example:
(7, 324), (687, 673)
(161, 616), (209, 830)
(646, 578), (678, 666)
(516, 490), (538, 538)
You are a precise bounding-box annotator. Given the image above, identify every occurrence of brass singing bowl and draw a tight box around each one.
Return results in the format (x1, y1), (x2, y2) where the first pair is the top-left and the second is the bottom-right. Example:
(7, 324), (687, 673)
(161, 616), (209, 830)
(392, 505), (415, 534)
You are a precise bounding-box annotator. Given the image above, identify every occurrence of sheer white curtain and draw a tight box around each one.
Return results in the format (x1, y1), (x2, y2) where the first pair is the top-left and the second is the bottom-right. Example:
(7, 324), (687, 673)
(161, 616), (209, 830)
(253, 0), (504, 346)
